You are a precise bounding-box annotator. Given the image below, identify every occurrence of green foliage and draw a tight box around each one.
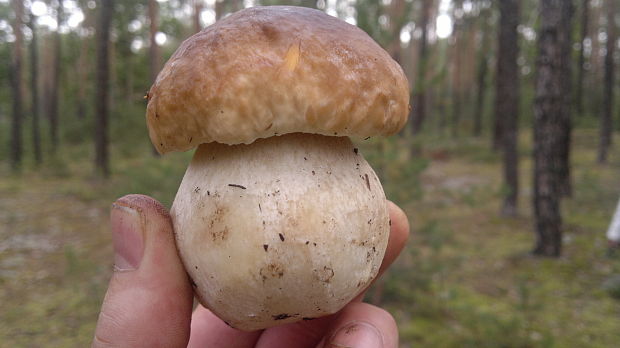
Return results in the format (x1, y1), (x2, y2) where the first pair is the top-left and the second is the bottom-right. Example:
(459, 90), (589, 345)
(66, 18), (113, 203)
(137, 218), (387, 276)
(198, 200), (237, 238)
(383, 218), (546, 347)
(354, 0), (412, 49)
(111, 151), (190, 208)
(367, 130), (620, 347)
(355, 0), (389, 44)
(358, 136), (429, 207)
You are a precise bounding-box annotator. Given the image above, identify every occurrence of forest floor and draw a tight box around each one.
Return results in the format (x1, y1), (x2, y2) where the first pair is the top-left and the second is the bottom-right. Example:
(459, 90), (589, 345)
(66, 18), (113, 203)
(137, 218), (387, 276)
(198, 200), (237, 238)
(1, 128), (619, 347)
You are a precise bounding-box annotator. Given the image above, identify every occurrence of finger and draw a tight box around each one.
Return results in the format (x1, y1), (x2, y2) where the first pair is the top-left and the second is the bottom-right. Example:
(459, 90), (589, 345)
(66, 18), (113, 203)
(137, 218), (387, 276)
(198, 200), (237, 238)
(254, 315), (338, 348)
(187, 304), (261, 348)
(253, 200), (410, 348)
(315, 302), (398, 348)
(92, 195), (193, 348)
(380, 200), (410, 276)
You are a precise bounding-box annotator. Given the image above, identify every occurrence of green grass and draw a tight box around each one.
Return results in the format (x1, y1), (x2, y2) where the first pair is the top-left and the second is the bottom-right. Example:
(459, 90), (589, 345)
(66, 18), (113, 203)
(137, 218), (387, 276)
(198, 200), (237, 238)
(0, 128), (619, 347)
(375, 130), (620, 347)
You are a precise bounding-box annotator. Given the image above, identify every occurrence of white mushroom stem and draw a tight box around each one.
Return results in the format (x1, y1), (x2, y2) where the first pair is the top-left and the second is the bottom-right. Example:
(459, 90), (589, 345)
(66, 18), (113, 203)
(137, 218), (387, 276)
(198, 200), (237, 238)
(171, 133), (389, 331)
(607, 198), (620, 244)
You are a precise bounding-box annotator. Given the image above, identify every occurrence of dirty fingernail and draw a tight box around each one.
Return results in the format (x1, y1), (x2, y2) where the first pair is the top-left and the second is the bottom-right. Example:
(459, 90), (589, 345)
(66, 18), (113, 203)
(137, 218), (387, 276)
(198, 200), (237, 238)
(111, 203), (144, 271)
(327, 321), (383, 348)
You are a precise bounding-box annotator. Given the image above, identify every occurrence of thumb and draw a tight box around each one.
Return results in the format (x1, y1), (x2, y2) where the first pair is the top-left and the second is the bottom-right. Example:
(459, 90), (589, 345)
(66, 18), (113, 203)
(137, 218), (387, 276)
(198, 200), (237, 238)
(93, 195), (193, 348)
(316, 302), (398, 348)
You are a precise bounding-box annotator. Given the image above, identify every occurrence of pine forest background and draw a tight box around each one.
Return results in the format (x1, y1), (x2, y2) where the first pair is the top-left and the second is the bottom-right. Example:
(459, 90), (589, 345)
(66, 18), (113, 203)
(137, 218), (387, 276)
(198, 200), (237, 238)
(1, 0), (620, 346)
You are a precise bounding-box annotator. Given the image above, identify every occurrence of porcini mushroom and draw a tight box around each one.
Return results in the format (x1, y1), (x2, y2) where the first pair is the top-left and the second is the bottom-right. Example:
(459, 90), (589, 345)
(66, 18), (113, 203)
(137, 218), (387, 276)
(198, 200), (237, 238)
(145, 6), (409, 331)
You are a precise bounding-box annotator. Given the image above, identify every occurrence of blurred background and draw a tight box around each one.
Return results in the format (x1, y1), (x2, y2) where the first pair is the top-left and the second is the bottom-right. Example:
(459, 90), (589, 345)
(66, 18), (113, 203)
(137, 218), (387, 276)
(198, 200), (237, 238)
(1, 0), (620, 346)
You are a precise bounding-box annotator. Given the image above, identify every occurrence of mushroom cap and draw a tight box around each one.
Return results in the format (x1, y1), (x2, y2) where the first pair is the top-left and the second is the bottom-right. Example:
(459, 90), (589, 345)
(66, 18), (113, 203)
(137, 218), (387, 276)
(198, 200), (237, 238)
(146, 6), (409, 154)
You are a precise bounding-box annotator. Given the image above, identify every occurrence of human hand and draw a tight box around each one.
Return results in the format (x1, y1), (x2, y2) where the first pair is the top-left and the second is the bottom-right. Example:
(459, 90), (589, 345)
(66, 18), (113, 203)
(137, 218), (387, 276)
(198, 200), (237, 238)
(92, 194), (410, 348)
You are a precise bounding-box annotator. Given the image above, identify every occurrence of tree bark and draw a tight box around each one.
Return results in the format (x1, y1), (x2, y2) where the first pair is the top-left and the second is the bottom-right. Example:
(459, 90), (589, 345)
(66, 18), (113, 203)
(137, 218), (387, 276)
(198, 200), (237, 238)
(10, 0), (24, 171)
(575, 0), (589, 116)
(558, 0), (574, 196)
(473, 52), (488, 137)
(28, 10), (42, 165)
(231, 0), (243, 12)
(386, 0), (405, 64)
(48, 0), (63, 153)
(192, 0), (203, 33)
(450, 0), (463, 138)
(496, 0), (520, 216)
(95, 0), (113, 176)
(215, 0), (243, 21)
(588, 2), (601, 79)
(149, 0), (161, 87)
(533, 0), (573, 257)
(411, 0), (432, 135)
(472, 8), (490, 137)
(76, 0), (93, 120)
(491, 0), (506, 150)
(76, 30), (90, 120)
(598, 0), (615, 163)
(108, 35), (117, 112)
(215, 0), (225, 20)
(76, 0), (94, 120)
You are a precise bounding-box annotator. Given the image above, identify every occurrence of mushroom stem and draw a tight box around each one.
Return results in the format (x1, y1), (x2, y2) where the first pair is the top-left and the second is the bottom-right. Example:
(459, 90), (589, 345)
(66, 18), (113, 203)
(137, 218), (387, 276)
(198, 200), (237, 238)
(171, 133), (389, 330)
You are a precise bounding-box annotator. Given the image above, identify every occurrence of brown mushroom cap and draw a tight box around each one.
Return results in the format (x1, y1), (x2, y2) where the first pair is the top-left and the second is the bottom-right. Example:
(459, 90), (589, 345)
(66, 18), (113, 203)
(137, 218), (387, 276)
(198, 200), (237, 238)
(146, 6), (409, 154)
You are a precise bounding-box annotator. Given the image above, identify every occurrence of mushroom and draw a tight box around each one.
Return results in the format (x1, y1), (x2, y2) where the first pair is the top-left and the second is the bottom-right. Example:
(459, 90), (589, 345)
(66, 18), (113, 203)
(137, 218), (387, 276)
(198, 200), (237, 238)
(145, 6), (409, 331)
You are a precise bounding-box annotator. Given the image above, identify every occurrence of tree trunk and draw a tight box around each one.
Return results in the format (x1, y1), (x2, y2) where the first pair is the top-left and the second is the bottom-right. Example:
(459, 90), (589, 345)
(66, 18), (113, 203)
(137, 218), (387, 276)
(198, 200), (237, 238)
(598, 0), (615, 163)
(558, 0), (574, 196)
(473, 53), (488, 137)
(28, 11), (42, 165)
(76, 2), (95, 120)
(450, 0), (463, 138)
(149, 0), (161, 87)
(575, 0), (589, 116)
(10, 0), (24, 171)
(231, 0), (243, 12)
(496, 0), (520, 216)
(411, 0), (432, 135)
(214, 0), (243, 21)
(95, 0), (113, 176)
(386, 0), (405, 64)
(48, 0), (63, 153)
(215, 0), (224, 20)
(76, 35), (89, 120)
(193, 0), (203, 33)
(588, 1), (601, 80)
(462, 20), (477, 111)
(491, 0), (506, 151)
(108, 31), (117, 112)
(472, 9), (490, 137)
(76, 2), (93, 120)
(533, 0), (573, 257)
